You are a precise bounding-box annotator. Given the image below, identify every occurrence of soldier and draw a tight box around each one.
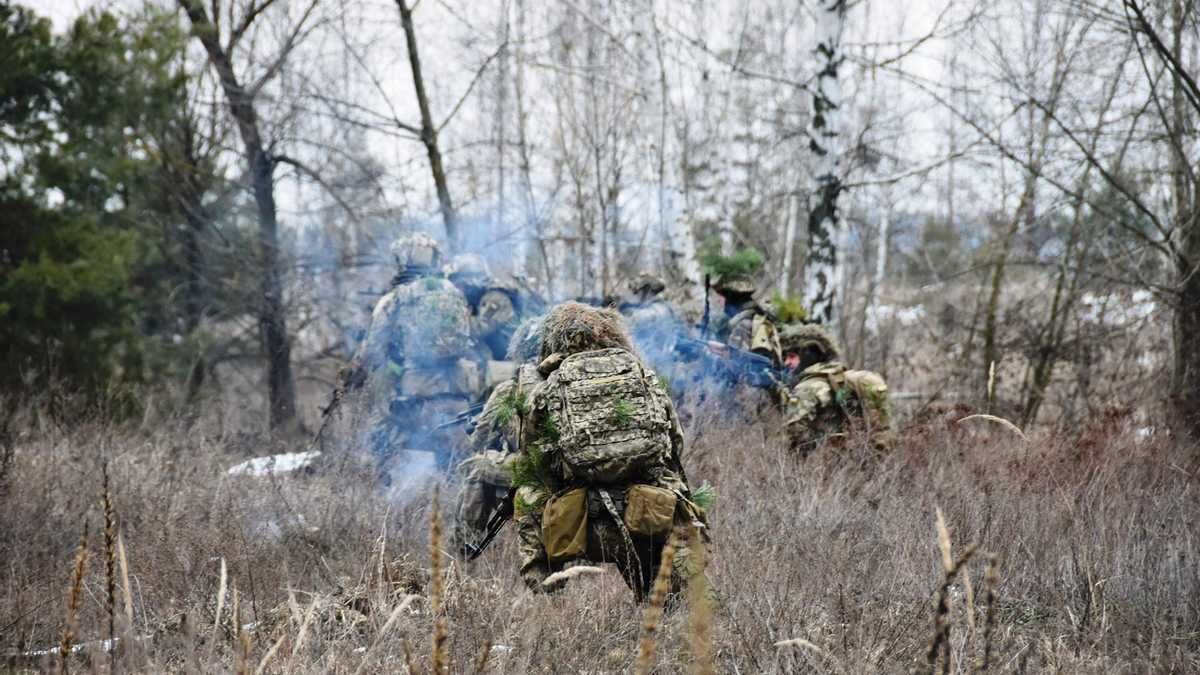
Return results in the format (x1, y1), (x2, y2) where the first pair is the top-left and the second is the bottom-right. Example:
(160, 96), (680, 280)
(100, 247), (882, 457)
(779, 324), (896, 454)
(619, 273), (685, 382)
(512, 302), (705, 600)
(346, 233), (483, 476)
(446, 253), (524, 361)
(709, 273), (782, 367)
(453, 315), (544, 552)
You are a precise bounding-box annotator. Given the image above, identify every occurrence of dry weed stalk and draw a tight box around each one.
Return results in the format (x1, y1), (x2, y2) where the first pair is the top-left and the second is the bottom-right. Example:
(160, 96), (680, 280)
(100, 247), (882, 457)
(686, 524), (714, 675)
(352, 597), (416, 675)
(977, 554), (1002, 672)
(402, 638), (420, 675)
(928, 509), (977, 675)
(60, 521), (90, 675)
(541, 565), (603, 587)
(116, 532), (133, 627)
(429, 487), (449, 675)
(635, 527), (682, 675)
(101, 463), (118, 658)
(471, 638), (493, 674)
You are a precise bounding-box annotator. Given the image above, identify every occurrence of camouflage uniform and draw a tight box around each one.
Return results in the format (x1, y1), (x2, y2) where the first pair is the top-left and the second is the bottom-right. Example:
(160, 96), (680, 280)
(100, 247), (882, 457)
(620, 273), (685, 389)
(453, 316), (544, 550)
(446, 254), (525, 361)
(779, 324), (896, 454)
(710, 273), (781, 366)
(513, 302), (702, 600)
(350, 234), (482, 472)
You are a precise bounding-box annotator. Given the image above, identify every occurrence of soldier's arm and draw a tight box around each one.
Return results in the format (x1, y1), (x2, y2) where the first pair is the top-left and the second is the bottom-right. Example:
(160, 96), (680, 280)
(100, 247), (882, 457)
(468, 380), (515, 455)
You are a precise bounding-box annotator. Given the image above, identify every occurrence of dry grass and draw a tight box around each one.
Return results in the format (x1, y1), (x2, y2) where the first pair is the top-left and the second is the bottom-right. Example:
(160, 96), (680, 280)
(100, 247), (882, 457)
(1, 394), (1198, 673)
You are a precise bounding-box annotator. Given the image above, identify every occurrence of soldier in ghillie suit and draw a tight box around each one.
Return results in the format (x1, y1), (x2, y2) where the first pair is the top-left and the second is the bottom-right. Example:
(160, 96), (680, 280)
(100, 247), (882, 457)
(453, 315), (544, 551)
(779, 324), (896, 454)
(446, 253), (526, 361)
(709, 273), (782, 367)
(512, 302), (705, 600)
(346, 233), (483, 475)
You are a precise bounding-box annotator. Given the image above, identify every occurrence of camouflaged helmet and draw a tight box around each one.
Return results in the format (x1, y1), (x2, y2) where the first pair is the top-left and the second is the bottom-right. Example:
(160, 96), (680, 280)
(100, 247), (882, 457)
(628, 272), (666, 296)
(390, 233), (441, 273)
(779, 323), (841, 364)
(506, 315), (544, 363)
(539, 301), (633, 360)
(712, 272), (756, 298)
(445, 253), (490, 280)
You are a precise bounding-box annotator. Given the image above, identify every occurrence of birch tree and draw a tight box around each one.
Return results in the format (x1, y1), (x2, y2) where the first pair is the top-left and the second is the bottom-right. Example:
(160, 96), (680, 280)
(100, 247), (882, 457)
(805, 0), (847, 325)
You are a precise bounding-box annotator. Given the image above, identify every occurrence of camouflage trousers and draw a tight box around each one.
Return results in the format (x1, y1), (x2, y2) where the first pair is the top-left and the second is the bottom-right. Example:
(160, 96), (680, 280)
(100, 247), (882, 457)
(515, 486), (694, 602)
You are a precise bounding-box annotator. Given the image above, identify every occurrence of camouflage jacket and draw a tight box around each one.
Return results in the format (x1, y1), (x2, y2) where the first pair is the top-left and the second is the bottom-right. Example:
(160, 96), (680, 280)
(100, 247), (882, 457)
(715, 304), (782, 365)
(351, 276), (482, 403)
(784, 362), (895, 452)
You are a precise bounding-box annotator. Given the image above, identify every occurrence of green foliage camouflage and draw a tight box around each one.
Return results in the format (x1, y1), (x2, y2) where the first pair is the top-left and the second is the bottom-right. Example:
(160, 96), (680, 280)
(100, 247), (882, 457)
(771, 294), (808, 323)
(698, 240), (764, 277)
(493, 389), (529, 429)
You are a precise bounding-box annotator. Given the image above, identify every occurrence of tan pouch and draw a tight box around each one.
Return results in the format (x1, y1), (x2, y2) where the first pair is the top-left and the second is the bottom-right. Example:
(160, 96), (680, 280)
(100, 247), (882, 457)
(751, 314), (782, 363)
(542, 488), (588, 563)
(623, 485), (678, 536)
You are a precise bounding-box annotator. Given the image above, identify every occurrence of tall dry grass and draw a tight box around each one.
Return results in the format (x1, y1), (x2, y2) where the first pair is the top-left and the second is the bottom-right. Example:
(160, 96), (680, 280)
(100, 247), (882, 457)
(1, 395), (1197, 673)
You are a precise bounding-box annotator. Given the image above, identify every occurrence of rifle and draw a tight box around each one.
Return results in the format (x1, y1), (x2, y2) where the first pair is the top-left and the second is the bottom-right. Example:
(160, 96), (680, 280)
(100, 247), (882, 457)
(674, 336), (781, 390)
(462, 486), (516, 560)
(433, 400), (487, 432)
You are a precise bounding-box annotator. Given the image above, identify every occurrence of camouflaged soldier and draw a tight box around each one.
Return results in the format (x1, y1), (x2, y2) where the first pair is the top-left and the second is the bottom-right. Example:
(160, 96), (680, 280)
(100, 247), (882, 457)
(512, 302), (704, 600)
(453, 315), (544, 552)
(446, 253), (526, 361)
(348, 233), (483, 474)
(709, 273), (782, 367)
(779, 324), (896, 454)
(619, 273), (685, 382)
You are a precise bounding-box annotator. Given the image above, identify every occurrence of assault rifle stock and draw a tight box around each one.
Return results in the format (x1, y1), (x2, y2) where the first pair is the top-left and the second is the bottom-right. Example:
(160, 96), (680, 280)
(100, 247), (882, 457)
(462, 486), (516, 560)
(674, 337), (781, 389)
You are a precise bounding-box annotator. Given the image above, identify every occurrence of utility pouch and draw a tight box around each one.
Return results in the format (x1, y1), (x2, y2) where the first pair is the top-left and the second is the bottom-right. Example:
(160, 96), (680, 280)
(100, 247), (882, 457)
(622, 484), (677, 536)
(751, 315), (782, 363)
(542, 487), (588, 563)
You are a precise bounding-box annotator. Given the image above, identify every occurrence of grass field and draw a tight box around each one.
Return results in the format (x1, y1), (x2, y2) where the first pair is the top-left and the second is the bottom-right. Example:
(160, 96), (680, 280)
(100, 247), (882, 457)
(1, 398), (1197, 673)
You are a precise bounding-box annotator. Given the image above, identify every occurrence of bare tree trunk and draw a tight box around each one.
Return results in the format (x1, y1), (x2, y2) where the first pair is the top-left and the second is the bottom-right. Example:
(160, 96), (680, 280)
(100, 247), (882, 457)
(780, 193), (798, 294)
(179, 0), (298, 433)
(397, 0), (460, 252)
(804, 0), (847, 325)
(1167, 0), (1200, 438)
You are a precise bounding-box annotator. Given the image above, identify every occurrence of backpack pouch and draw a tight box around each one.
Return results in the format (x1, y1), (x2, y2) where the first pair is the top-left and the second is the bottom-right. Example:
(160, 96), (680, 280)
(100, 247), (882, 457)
(542, 487), (588, 563)
(623, 484), (677, 536)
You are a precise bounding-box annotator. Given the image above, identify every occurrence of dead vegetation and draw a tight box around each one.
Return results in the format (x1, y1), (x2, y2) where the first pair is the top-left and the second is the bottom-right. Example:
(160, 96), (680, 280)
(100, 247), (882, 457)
(1, 396), (1197, 673)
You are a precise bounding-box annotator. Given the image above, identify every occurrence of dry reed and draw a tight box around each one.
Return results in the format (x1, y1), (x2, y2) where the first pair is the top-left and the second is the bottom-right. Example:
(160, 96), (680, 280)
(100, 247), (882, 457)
(927, 510), (978, 675)
(977, 554), (1002, 671)
(429, 486), (448, 675)
(635, 527), (682, 675)
(101, 462), (118, 667)
(60, 521), (90, 675)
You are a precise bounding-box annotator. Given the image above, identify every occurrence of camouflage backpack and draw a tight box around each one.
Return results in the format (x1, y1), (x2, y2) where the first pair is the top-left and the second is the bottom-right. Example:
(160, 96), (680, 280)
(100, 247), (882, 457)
(385, 277), (474, 363)
(540, 348), (673, 484)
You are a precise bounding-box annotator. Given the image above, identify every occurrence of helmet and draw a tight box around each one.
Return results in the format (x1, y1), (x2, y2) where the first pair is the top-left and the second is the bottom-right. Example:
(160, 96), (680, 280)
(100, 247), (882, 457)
(506, 315), (544, 363)
(445, 253), (491, 280)
(778, 323), (841, 364)
(390, 233), (441, 273)
(712, 273), (756, 298)
(628, 272), (666, 296)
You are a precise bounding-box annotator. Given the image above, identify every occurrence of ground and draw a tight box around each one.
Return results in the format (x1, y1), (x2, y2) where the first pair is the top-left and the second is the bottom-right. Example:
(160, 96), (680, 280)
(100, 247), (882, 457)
(1, 397), (1197, 673)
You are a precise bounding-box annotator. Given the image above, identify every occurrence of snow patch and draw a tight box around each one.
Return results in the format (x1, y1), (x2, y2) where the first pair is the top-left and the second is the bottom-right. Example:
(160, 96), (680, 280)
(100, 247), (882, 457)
(227, 451), (321, 477)
(1080, 290), (1156, 326)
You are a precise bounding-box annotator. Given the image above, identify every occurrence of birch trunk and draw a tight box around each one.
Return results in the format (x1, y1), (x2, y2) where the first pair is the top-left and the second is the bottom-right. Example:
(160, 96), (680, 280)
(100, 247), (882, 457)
(804, 0), (847, 325)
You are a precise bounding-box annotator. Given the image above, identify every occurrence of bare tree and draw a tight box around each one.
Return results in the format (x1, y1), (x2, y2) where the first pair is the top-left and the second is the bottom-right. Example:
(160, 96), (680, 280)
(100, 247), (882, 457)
(177, 0), (322, 433)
